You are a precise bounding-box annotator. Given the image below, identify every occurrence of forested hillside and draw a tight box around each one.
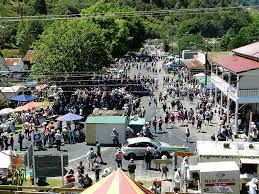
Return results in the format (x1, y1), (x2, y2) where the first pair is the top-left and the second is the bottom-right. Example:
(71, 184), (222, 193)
(0, 0), (258, 58)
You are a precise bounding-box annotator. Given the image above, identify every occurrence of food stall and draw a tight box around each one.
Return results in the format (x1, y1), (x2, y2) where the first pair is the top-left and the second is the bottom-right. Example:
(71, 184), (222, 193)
(196, 141), (259, 192)
(199, 161), (240, 193)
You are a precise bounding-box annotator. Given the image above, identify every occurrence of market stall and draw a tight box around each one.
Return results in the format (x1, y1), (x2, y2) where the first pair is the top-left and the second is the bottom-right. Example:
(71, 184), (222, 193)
(85, 116), (127, 145)
(129, 116), (146, 134)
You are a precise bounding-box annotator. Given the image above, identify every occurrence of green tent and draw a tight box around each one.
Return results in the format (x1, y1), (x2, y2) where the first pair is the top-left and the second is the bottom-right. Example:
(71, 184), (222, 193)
(129, 118), (146, 134)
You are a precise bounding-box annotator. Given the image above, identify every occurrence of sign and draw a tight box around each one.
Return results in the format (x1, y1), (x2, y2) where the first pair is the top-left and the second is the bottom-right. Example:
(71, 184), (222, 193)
(34, 155), (68, 177)
(200, 169), (239, 193)
(203, 177), (235, 193)
(33, 133), (44, 141)
(174, 151), (193, 157)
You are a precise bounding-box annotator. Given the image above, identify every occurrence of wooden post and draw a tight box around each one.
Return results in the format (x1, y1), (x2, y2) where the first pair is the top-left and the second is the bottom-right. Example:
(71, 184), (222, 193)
(61, 154), (64, 186)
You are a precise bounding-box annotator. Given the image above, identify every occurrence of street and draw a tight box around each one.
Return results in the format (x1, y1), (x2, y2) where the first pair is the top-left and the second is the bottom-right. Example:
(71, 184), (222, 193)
(10, 58), (219, 184)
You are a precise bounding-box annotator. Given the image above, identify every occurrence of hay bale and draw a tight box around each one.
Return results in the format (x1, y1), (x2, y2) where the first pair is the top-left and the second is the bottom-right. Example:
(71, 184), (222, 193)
(92, 108), (124, 116)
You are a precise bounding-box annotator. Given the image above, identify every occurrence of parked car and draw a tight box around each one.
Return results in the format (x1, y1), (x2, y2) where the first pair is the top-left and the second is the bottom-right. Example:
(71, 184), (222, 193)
(163, 62), (179, 72)
(121, 137), (189, 159)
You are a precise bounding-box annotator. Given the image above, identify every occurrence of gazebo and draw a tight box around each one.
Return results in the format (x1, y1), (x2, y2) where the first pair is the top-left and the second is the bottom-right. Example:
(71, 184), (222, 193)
(81, 168), (153, 194)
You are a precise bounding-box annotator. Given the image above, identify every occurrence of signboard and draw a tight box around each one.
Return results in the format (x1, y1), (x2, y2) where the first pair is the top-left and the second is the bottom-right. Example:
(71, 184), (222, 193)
(174, 151), (193, 157)
(203, 177), (235, 193)
(32, 132), (44, 141)
(34, 155), (68, 177)
(200, 169), (239, 193)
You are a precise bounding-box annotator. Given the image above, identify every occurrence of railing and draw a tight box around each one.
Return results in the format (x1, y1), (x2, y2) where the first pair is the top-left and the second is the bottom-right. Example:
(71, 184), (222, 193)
(238, 89), (259, 97)
(211, 73), (259, 98)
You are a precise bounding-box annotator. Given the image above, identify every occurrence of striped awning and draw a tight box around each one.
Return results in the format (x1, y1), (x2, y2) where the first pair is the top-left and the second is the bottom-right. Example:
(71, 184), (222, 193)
(81, 168), (153, 194)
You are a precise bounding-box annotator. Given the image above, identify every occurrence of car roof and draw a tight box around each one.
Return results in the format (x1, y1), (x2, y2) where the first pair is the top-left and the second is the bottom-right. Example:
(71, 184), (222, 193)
(127, 137), (152, 144)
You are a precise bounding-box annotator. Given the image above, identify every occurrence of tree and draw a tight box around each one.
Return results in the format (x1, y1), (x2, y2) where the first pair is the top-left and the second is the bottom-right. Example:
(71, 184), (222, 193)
(34, 0), (47, 14)
(16, 21), (44, 54)
(31, 20), (111, 79)
(81, 0), (147, 58)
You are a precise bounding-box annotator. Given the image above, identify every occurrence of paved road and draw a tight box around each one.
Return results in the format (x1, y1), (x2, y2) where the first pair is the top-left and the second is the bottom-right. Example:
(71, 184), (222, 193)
(13, 59), (218, 182)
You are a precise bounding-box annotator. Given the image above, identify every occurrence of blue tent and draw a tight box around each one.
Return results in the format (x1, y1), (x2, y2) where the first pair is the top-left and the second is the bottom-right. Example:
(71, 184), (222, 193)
(56, 113), (83, 122)
(10, 94), (38, 102)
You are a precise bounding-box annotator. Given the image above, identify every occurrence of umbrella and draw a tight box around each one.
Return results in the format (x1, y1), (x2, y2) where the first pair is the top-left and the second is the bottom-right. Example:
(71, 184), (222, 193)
(0, 108), (16, 115)
(10, 94), (38, 102)
(56, 113), (83, 122)
(16, 102), (43, 112)
(81, 168), (153, 194)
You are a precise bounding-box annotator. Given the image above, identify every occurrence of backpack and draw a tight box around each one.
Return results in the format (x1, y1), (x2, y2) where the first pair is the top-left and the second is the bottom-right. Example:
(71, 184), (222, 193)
(90, 151), (96, 159)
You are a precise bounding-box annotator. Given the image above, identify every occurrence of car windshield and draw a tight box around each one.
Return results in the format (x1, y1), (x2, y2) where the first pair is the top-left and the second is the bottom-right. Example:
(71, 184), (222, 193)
(151, 140), (161, 147)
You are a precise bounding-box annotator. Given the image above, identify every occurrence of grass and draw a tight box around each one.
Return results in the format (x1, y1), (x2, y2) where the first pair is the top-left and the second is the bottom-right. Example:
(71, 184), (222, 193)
(137, 180), (152, 189)
(22, 177), (63, 187)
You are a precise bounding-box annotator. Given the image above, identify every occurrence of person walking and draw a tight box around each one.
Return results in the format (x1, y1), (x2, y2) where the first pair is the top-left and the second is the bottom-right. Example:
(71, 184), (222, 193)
(152, 117), (157, 133)
(128, 159), (136, 180)
(185, 126), (190, 142)
(95, 140), (104, 164)
(161, 155), (168, 180)
(144, 147), (153, 170)
(86, 147), (96, 170)
(158, 117), (163, 133)
(18, 131), (24, 151)
(246, 178), (258, 194)
(115, 148), (123, 168)
(55, 130), (63, 151)
(0, 134), (4, 151)
(197, 116), (202, 132)
(111, 128), (119, 146)
(9, 134), (14, 151)
(3, 134), (8, 150)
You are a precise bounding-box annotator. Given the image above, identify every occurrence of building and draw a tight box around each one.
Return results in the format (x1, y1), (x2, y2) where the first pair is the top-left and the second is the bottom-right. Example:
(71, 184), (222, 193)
(211, 41), (259, 133)
(3, 58), (24, 72)
(181, 51), (206, 75)
(0, 56), (8, 71)
(23, 50), (33, 70)
(85, 116), (127, 145)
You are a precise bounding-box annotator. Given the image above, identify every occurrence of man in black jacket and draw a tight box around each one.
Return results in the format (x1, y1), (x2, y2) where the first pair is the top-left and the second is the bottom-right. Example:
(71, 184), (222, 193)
(128, 159), (136, 180)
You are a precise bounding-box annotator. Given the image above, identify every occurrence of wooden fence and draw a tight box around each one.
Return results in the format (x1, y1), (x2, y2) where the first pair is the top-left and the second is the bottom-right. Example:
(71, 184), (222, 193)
(0, 185), (84, 194)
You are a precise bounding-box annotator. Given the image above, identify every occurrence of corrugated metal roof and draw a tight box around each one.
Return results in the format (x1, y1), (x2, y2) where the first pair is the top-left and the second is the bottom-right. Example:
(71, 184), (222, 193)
(23, 50), (33, 62)
(4, 58), (21, 67)
(86, 116), (127, 124)
(182, 59), (204, 69)
(233, 41), (259, 60)
(213, 55), (259, 73)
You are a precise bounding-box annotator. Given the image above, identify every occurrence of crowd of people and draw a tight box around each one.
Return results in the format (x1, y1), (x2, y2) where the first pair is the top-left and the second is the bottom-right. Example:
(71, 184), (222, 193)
(2, 45), (258, 194)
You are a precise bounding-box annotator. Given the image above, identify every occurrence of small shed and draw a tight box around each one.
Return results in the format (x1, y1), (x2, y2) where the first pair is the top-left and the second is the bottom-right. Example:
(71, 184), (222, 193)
(0, 86), (26, 98)
(85, 116), (127, 145)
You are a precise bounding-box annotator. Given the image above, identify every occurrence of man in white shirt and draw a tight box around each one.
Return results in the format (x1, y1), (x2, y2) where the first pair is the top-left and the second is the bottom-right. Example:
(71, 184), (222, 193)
(246, 178), (258, 194)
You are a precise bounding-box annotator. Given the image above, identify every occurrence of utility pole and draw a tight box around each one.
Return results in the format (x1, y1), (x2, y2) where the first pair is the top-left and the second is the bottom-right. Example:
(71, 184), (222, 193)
(205, 41), (209, 87)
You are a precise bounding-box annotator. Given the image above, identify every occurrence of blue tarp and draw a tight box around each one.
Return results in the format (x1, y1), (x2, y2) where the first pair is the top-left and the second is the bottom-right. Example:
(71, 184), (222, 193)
(10, 94), (38, 102)
(56, 112), (83, 121)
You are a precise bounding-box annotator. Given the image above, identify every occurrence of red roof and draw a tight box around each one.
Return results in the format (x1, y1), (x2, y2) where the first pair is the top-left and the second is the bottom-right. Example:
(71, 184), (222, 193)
(23, 50), (33, 62)
(233, 41), (259, 60)
(213, 55), (259, 73)
(4, 58), (21, 67)
(182, 59), (204, 69)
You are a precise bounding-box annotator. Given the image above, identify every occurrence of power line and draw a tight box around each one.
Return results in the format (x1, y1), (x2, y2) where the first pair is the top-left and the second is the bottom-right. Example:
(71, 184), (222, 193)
(0, 5), (257, 22)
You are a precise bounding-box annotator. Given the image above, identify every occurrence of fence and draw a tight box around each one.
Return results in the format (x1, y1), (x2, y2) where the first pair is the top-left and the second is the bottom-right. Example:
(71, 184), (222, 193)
(0, 185), (84, 194)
